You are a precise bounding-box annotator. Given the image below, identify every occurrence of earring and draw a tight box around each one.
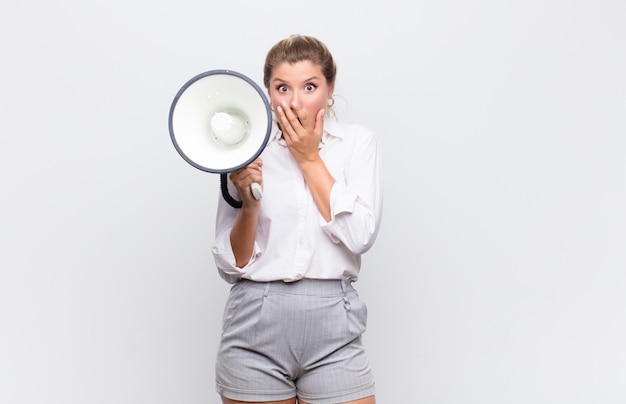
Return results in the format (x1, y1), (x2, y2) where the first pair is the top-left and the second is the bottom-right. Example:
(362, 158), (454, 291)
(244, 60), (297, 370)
(327, 98), (335, 107)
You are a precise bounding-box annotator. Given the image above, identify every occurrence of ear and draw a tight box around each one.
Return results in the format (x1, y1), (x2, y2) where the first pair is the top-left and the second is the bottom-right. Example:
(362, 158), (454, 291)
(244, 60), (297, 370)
(327, 83), (335, 99)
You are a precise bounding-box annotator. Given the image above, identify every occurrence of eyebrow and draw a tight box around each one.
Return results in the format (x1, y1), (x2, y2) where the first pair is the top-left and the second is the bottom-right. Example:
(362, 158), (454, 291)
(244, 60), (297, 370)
(271, 76), (321, 84)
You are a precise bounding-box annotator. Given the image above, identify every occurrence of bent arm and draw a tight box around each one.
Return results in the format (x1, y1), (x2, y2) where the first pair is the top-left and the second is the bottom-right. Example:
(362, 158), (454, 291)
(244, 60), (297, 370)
(321, 129), (383, 253)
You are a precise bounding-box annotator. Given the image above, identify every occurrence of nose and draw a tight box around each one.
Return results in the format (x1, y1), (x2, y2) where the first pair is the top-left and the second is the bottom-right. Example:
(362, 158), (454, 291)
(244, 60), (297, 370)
(288, 91), (299, 107)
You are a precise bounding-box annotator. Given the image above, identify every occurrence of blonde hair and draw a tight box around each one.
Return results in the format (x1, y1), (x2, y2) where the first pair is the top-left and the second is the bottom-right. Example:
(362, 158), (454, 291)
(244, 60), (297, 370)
(263, 34), (337, 89)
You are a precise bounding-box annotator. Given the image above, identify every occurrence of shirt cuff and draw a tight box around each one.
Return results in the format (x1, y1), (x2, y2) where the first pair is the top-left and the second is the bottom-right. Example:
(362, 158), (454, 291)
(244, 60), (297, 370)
(212, 230), (262, 282)
(330, 181), (359, 217)
(319, 182), (358, 242)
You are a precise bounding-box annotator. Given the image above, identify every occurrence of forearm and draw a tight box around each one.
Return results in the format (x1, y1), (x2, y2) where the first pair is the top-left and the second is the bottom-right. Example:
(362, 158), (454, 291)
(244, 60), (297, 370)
(229, 206), (259, 268)
(299, 156), (335, 222)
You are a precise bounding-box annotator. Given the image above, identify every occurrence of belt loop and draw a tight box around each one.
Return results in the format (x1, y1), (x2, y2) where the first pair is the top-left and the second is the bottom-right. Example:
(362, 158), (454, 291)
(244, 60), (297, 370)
(341, 280), (351, 311)
(263, 282), (271, 297)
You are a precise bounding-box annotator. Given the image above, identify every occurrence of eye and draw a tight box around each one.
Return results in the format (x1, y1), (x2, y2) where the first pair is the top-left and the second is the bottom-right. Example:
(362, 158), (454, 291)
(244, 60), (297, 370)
(304, 83), (317, 92)
(276, 85), (288, 93)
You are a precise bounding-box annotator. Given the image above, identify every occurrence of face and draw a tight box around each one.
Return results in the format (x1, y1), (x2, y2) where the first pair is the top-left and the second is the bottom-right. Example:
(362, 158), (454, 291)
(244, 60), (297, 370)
(268, 60), (334, 122)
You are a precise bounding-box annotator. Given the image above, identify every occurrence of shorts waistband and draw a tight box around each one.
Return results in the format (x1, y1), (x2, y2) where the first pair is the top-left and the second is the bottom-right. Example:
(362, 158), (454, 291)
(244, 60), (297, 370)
(238, 278), (354, 296)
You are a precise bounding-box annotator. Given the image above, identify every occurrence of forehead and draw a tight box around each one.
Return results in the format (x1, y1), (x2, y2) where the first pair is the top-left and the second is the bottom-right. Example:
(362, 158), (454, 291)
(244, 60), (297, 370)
(270, 60), (325, 82)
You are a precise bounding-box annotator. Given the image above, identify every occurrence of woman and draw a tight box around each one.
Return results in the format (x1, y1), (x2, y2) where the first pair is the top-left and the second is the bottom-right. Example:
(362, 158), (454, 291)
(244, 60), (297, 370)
(211, 34), (383, 404)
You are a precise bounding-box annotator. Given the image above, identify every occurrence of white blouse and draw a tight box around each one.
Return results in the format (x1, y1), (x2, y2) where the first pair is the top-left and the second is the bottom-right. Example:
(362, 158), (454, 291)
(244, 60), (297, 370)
(211, 117), (383, 284)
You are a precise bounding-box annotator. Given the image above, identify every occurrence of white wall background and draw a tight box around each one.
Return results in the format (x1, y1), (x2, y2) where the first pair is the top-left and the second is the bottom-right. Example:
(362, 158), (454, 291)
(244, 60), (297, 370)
(1, 1), (625, 403)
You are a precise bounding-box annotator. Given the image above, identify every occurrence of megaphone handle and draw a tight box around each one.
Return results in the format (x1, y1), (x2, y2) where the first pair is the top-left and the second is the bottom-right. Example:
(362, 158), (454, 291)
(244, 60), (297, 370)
(251, 183), (263, 200)
(219, 174), (262, 208)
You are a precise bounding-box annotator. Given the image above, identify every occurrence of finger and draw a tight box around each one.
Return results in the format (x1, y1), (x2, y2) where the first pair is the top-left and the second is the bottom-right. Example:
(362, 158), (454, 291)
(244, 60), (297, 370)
(288, 101), (309, 127)
(279, 102), (303, 130)
(230, 167), (263, 200)
(246, 158), (263, 172)
(231, 161), (262, 184)
(245, 163), (263, 181)
(276, 106), (294, 142)
(314, 108), (325, 133)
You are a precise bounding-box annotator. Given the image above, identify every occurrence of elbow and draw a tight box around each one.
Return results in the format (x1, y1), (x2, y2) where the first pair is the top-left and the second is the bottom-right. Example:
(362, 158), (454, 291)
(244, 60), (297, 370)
(346, 222), (379, 255)
(352, 233), (378, 255)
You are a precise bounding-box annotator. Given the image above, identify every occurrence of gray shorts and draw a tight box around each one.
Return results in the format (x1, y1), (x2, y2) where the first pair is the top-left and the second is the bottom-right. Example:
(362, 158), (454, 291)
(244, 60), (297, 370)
(216, 279), (375, 403)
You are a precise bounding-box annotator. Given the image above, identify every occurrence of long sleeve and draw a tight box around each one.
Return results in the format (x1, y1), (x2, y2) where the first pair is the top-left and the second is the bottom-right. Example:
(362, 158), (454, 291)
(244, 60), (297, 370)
(210, 118), (383, 283)
(320, 126), (383, 254)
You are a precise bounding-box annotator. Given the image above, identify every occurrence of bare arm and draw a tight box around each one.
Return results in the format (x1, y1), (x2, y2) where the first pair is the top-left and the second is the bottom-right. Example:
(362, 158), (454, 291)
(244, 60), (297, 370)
(276, 103), (335, 221)
(298, 158), (334, 221)
(228, 158), (263, 267)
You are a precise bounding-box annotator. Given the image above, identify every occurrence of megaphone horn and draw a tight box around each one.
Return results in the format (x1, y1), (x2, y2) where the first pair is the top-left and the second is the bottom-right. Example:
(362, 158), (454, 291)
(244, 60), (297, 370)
(168, 69), (272, 208)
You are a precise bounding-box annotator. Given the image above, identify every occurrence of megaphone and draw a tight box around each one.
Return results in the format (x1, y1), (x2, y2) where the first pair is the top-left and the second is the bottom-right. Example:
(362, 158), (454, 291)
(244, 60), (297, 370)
(168, 69), (272, 208)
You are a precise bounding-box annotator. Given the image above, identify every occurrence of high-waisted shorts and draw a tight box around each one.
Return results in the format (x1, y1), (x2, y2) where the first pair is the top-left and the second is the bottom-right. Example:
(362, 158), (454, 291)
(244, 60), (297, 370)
(215, 278), (375, 403)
